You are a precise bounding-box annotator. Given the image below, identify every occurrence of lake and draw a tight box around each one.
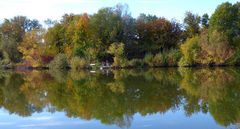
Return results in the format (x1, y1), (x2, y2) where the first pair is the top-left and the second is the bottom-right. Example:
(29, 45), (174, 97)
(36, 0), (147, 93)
(0, 68), (239, 129)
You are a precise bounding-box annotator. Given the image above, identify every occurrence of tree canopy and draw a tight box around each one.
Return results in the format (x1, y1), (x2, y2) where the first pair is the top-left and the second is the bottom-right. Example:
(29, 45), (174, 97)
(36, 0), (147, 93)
(0, 2), (239, 68)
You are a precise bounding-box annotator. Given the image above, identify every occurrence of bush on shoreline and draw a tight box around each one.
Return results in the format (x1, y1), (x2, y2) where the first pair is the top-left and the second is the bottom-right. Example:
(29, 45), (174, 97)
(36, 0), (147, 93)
(70, 57), (88, 70)
(49, 54), (68, 69)
(178, 37), (199, 67)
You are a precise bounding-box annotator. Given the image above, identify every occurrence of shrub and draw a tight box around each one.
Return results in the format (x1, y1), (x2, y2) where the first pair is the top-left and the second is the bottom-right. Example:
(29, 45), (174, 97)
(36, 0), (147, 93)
(152, 53), (166, 66)
(144, 53), (154, 67)
(144, 50), (181, 67)
(128, 59), (144, 67)
(179, 36), (200, 67)
(0, 51), (10, 65)
(166, 49), (182, 66)
(70, 57), (88, 70)
(198, 30), (235, 65)
(210, 31), (235, 65)
(41, 55), (54, 65)
(107, 42), (125, 57)
(49, 53), (68, 69)
(228, 48), (240, 65)
(112, 57), (120, 67)
(108, 42), (126, 67)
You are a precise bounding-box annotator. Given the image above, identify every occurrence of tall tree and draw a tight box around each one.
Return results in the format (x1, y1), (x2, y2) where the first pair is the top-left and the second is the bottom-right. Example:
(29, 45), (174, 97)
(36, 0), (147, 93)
(0, 16), (41, 63)
(18, 29), (46, 67)
(201, 13), (209, 29)
(184, 11), (201, 38)
(90, 6), (124, 60)
(45, 23), (65, 53)
(209, 2), (240, 45)
(44, 19), (57, 28)
(136, 16), (182, 55)
(137, 13), (158, 23)
(72, 13), (100, 61)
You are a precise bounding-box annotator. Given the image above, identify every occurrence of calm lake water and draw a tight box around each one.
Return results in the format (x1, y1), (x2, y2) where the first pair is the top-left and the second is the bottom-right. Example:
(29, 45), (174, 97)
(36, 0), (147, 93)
(0, 68), (239, 129)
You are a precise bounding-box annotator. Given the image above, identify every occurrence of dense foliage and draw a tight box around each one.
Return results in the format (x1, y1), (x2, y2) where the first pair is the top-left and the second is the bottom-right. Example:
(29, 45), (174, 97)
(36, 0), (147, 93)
(0, 2), (240, 68)
(179, 2), (240, 66)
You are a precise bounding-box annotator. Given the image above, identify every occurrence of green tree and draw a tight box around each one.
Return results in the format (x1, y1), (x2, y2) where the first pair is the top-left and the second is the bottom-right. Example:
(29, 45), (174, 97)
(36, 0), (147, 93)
(90, 6), (124, 60)
(137, 13), (157, 23)
(209, 2), (239, 44)
(49, 53), (68, 69)
(121, 12), (138, 59)
(184, 11), (201, 38)
(201, 13), (209, 29)
(0, 36), (20, 64)
(45, 23), (65, 53)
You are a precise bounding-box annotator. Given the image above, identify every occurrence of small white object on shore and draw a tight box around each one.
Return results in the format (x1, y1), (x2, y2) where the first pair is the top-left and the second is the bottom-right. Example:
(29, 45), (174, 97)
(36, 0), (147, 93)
(90, 71), (96, 73)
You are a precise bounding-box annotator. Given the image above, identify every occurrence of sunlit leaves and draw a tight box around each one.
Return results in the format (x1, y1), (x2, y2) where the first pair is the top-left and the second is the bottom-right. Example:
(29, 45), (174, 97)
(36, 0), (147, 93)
(18, 29), (46, 67)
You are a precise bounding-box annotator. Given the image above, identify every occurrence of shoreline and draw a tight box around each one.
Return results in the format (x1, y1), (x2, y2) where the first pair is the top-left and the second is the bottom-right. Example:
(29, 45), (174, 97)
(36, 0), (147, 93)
(1, 65), (238, 71)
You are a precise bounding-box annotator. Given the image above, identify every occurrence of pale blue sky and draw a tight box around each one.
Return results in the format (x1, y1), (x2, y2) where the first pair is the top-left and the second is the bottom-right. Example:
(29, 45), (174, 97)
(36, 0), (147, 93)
(0, 0), (238, 23)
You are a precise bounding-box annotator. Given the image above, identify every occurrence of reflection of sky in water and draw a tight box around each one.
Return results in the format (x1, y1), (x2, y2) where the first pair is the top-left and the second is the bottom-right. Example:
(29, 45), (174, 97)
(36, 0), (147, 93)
(0, 107), (233, 129)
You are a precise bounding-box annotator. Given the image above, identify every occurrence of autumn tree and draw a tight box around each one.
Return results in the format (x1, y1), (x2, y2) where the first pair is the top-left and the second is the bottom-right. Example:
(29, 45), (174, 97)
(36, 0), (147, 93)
(72, 13), (99, 61)
(0, 16), (41, 63)
(18, 29), (46, 67)
(136, 16), (182, 55)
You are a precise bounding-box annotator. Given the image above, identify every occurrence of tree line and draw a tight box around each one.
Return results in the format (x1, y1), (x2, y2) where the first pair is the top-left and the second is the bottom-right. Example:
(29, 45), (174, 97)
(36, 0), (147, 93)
(0, 2), (239, 69)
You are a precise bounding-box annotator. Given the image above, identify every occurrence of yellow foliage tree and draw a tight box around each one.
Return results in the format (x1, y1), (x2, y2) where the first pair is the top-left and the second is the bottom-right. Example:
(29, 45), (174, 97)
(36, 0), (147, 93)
(107, 42), (125, 67)
(18, 29), (45, 67)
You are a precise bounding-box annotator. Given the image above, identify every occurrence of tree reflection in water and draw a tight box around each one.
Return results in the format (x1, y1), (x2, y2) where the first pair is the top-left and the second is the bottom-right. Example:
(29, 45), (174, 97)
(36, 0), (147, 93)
(0, 68), (239, 127)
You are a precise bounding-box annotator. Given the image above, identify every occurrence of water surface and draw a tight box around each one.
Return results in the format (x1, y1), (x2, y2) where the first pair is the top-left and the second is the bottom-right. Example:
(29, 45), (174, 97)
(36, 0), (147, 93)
(0, 68), (239, 129)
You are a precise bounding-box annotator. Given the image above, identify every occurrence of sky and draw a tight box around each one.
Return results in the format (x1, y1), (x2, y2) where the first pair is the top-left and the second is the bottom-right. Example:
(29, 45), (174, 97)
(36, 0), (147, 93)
(0, 0), (238, 24)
